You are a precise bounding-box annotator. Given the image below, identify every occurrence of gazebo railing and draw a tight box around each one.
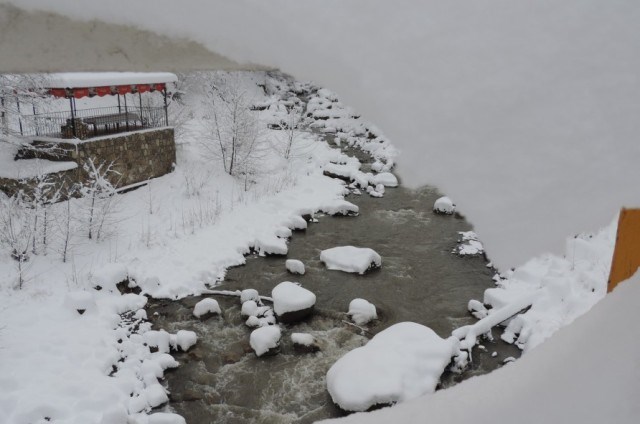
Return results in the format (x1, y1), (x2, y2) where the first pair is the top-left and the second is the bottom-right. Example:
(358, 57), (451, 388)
(20, 106), (168, 139)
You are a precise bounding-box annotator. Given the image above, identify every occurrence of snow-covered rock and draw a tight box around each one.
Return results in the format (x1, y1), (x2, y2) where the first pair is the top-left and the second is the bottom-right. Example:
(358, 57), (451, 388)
(285, 259), (306, 275)
(319, 199), (359, 216)
(371, 172), (398, 187)
(454, 231), (485, 256)
(348, 298), (378, 325)
(253, 234), (288, 256)
(326, 322), (459, 412)
(291, 332), (320, 353)
(320, 246), (382, 274)
(250, 325), (282, 356)
(193, 298), (221, 318)
(272, 281), (316, 323)
(433, 196), (455, 214)
(170, 330), (197, 352)
(241, 300), (259, 317)
(240, 289), (261, 304)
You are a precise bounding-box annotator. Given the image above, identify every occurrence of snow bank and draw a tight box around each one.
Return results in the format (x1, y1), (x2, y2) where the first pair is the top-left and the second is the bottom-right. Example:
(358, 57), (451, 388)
(271, 281), (316, 321)
(249, 325), (282, 356)
(371, 172), (398, 187)
(285, 259), (305, 275)
(348, 298), (377, 325)
(433, 196), (455, 214)
(193, 298), (221, 318)
(475, 219), (616, 352)
(326, 322), (459, 412)
(320, 246), (382, 274)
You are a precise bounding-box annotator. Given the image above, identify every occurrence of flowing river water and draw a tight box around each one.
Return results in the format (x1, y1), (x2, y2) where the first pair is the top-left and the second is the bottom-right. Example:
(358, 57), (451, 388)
(146, 144), (521, 423)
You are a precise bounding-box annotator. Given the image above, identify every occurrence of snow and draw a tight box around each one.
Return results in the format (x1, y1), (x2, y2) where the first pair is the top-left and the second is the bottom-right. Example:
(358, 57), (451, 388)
(291, 332), (315, 346)
(192, 298), (221, 318)
(240, 289), (260, 304)
(285, 259), (305, 275)
(241, 300), (259, 317)
(319, 199), (359, 216)
(170, 330), (197, 352)
(326, 322), (459, 412)
(320, 246), (382, 274)
(44, 72), (178, 88)
(433, 196), (455, 214)
(0, 142), (78, 178)
(271, 281), (316, 316)
(322, 273), (640, 424)
(348, 298), (377, 325)
(249, 325), (282, 357)
(371, 172), (397, 188)
(453, 231), (484, 256)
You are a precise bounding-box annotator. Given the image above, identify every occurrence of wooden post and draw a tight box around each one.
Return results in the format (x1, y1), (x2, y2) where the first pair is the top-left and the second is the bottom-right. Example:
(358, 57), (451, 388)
(69, 97), (76, 138)
(608, 208), (640, 292)
(124, 94), (129, 131)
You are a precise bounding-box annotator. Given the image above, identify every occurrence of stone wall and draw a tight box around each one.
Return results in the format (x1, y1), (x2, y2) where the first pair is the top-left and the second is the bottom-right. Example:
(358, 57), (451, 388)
(30, 127), (176, 188)
(1, 128), (176, 199)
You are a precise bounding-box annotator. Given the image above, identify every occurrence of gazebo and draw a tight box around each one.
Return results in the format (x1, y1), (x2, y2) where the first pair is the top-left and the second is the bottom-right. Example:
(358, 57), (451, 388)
(1, 72), (178, 195)
(25, 72), (177, 139)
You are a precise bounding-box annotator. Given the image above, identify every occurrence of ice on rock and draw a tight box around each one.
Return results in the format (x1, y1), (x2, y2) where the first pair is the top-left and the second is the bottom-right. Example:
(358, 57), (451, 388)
(348, 298), (378, 325)
(193, 298), (221, 318)
(272, 281), (316, 323)
(367, 185), (383, 198)
(240, 289), (260, 304)
(433, 196), (455, 214)
(320, 246), (382, 274)
(285, 259), (306, 275)
(326, 322), (459, 412)
(250, 325), (282, 356)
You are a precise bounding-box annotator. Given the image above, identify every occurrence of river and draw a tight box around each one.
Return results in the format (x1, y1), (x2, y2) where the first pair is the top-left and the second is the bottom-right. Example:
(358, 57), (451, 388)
(146, 142), (521, 423)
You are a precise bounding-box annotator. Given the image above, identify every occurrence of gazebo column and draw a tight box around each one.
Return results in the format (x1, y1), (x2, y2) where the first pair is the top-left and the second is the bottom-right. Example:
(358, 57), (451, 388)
(69, 97), (78, 138)
(163, 88), (169, 126)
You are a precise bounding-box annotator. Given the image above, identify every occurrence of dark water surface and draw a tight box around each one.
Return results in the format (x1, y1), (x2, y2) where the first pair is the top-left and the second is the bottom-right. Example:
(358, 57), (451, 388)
(147, 147), (521, 423)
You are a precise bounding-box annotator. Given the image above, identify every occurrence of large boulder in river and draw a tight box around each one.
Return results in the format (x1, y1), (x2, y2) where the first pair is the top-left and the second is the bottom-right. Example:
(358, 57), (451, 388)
(272, 281), (316, 323)
(320, 246), (382, 274)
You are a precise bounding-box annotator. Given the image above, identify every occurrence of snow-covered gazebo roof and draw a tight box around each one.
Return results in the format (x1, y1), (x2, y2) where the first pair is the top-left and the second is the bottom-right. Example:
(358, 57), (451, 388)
(44, 72), (177, 99)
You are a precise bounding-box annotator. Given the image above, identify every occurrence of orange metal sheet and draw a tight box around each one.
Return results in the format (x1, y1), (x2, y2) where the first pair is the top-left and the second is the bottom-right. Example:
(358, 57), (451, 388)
(608, 208), (640, 292)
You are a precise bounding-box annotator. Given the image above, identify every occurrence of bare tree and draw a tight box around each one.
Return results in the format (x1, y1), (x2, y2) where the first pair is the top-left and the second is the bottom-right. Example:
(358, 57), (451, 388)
(0, 192), (34, 288)
(199, 75), (263, 178)
(79, 158), (120, 241)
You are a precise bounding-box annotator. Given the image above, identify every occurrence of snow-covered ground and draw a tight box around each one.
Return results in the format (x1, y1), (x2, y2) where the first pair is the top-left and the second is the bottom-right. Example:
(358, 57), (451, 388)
(0, 71), (397, 424)
(0, 68), (635, 423)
